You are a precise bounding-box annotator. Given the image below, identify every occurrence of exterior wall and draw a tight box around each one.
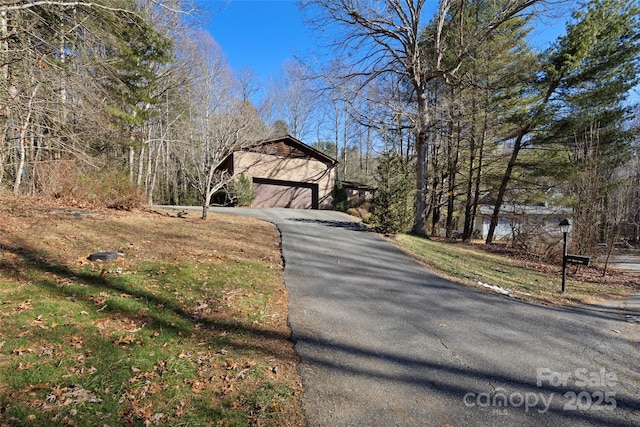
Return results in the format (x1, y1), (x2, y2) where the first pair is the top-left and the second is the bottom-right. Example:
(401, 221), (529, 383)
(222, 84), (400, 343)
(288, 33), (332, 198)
(457, 205), (572, 240)
(481, 216), (514, 240)
(233, 151), (336, 208)
(480, 213), (572, 240)
(344, 187), (373, 201)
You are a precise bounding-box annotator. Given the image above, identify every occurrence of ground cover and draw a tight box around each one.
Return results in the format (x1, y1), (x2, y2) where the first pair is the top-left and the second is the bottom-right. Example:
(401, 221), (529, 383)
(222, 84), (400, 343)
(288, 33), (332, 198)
(0, 196), (303, 426)
(394, 234), (640, 306)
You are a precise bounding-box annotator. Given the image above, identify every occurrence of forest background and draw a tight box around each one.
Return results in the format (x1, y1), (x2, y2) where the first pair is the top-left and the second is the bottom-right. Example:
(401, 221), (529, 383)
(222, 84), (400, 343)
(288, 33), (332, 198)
(1, 0), (640, 258)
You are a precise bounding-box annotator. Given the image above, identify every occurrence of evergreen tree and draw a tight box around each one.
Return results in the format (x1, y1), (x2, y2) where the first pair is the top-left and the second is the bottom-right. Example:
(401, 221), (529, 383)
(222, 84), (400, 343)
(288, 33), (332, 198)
(100, 7), (173, 167)
(485, 0), (640, 243)
(371, 154), (414, 234)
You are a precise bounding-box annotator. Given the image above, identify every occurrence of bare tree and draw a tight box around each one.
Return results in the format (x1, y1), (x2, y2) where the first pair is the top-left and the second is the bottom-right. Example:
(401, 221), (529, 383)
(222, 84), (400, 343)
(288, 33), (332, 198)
(176, 31), (267, 219)
(0, 0), (186, 196)
(263, 60), (317, 141)
(303, 0), (543, 234)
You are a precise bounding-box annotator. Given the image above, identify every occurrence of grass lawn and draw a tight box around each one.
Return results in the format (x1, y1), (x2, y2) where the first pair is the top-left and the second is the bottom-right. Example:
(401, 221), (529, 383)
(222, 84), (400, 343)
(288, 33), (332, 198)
(0, 196), (303, 426)
(394, 233), (640, 306)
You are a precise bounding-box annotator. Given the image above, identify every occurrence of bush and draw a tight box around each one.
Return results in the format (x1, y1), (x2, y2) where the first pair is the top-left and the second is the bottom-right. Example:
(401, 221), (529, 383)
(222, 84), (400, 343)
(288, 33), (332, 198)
(232, 174), (256, 207)
(332, 183), (349, 212)
(76, 168), (145, 210)
(346, 208), (360, 217)
(35, 161), (144, 210)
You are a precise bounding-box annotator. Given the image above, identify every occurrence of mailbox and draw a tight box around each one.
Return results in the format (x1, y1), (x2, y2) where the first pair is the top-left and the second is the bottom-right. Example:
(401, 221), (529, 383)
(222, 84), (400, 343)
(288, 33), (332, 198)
(565, 254), (590, 266)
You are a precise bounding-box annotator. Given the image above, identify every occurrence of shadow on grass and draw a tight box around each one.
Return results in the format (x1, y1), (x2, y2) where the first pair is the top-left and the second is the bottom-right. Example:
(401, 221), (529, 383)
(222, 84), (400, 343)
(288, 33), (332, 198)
(3, 232), (640, 426)
(0, 240), (296, 361)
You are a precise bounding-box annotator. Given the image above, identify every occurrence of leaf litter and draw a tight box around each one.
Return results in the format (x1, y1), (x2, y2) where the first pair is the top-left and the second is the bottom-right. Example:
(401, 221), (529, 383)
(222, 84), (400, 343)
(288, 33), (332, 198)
(0, 195), (304, 426)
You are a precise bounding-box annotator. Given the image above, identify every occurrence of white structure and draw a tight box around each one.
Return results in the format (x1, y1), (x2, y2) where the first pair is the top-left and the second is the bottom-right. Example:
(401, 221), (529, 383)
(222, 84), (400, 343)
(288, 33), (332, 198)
(478, 204), (572, 241)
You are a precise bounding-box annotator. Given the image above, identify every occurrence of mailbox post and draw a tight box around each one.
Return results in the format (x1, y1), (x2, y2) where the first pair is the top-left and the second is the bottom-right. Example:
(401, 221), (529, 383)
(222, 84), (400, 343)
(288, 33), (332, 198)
(559, 219), (571, 293)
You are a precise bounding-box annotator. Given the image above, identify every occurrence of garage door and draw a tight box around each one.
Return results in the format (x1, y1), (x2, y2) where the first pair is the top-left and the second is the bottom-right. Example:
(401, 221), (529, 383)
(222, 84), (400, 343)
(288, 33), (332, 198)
(252, 178), (319, 209)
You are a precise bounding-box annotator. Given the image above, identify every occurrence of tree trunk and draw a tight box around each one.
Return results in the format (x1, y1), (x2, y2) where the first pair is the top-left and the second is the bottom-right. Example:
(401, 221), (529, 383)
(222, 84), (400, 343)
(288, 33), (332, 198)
(445, 116), (460, 239)
(485, 128), (526, 244)
(412, 91), (429, 236)
(0, 10), (7, 187)
(462, 85), (479, 241)
(602, 221), (622, 277)
(13, 126), (27, 194)
(146, 140), (158, 206)
(136, 144), (145, 187)
(201, 202), (208, 220)
(129, 145), (135, 182)
(13, 84), (39, 194)
(462, 139), (476, 240)
(470, 122), (487, 240)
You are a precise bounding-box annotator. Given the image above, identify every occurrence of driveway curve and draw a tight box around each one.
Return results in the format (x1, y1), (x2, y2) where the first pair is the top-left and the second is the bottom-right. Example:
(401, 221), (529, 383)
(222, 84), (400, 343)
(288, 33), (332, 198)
(173, 207), (640, 426)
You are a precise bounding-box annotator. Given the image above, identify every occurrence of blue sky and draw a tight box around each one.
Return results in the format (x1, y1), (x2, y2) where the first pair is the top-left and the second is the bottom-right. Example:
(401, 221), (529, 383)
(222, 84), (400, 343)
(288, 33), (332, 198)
(201, 1), (570, 82)
(201, 0), (312, 82)
(199, 1), (639, 104)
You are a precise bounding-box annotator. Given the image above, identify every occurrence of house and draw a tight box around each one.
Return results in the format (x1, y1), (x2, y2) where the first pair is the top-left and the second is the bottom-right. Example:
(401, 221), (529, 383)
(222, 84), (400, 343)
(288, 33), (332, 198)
(477, 204), (572, 240)
(339, 180), (375, 203)
(222, 135), (337, 209)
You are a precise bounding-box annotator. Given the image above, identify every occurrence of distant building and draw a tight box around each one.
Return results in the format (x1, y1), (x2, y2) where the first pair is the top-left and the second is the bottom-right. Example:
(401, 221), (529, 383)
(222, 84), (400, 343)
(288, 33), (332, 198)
(477, 204), (572, 241)
(220, 135), (337, 209)
(339, 180), (375, 204)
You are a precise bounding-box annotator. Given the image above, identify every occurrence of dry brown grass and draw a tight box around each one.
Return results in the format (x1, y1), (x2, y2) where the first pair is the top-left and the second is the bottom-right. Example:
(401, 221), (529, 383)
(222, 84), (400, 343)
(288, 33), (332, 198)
(395, 234), (640, 306)
(0, 194), (304, 426)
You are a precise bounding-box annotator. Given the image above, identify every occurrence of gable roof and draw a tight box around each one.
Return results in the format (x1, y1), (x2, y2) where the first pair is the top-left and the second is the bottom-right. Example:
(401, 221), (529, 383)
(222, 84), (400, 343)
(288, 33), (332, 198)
(244, 135), (338, 166)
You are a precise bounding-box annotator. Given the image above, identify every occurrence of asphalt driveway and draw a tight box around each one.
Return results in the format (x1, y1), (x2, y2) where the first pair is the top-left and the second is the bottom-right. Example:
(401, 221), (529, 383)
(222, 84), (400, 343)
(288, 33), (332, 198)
(177, 207), (640, 426)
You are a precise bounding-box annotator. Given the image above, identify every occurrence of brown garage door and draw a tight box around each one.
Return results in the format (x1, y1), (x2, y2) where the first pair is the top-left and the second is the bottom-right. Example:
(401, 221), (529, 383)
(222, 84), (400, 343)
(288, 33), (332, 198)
(252, 178), (319, 209)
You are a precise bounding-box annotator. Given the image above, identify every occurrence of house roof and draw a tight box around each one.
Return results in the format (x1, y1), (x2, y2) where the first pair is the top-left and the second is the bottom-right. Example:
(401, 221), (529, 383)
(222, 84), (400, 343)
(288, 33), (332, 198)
(478, 204), (572, 216)
(245, 135), (338, 166)
(339, 180), (375, 191)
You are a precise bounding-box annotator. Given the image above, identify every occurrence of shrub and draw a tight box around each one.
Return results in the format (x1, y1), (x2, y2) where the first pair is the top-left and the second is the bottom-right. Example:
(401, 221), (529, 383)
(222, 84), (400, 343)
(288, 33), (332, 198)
(232, 174), (256, 207)
(76, 168), (145, 210)
(35, 161), (144, 210)
(346, 208), (360, 218)
(370, 154), (414, 234)
(332, 183), (349, 212)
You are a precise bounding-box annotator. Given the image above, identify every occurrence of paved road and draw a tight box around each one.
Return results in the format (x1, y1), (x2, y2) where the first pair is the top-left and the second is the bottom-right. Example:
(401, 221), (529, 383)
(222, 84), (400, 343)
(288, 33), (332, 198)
(166, 207), (640, 426)
(611, 254), (640, 273)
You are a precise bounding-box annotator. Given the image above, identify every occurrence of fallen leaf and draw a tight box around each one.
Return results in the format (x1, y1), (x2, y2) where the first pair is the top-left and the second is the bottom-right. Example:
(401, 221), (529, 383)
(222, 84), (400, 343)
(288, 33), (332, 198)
(189, 380), (206, 394)
(14, 300), (33, 313)
(69, 336), (84, 349)
(174, 401), (186, 417)
(60, 384), (103, 405)
(221, 382), (235, 395)
(155, 360), (168, 376)
(39, 344), (54, 357)
(114, 335), (136, 346)
(12, 347), (34, 355)
(150, 413), (164, 425)
(17, 362), (35, 370)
